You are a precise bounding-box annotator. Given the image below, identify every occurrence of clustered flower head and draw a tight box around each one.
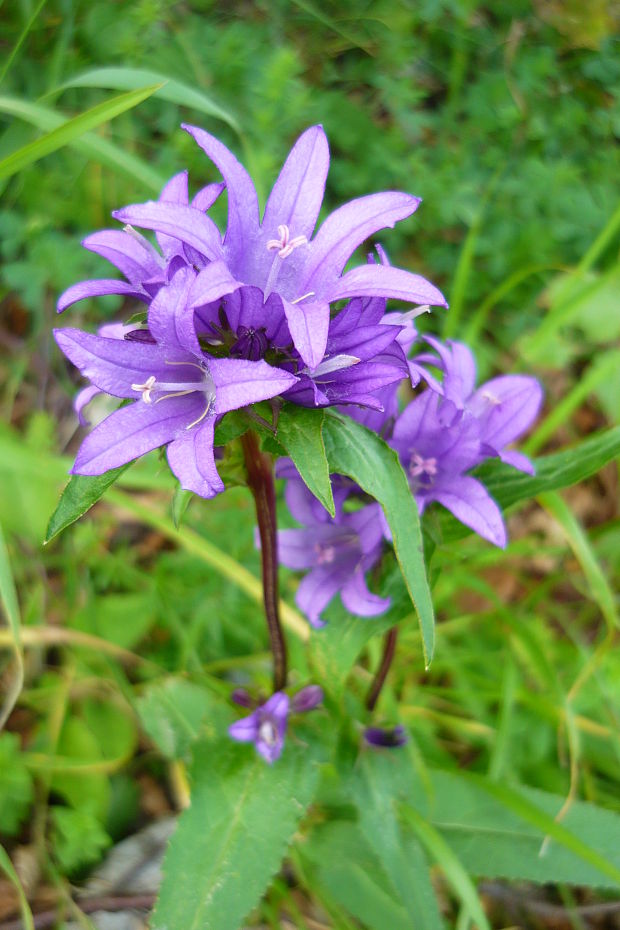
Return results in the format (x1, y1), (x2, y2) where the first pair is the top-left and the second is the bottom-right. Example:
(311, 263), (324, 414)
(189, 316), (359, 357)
(55, 123), (543, 763)
(55, 124), (446, 494)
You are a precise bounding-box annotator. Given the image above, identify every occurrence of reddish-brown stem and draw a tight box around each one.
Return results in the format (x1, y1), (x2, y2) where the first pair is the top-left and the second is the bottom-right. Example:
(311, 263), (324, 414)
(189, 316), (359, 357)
(365, 626), (398, 711)
(240, 430), (287, 692)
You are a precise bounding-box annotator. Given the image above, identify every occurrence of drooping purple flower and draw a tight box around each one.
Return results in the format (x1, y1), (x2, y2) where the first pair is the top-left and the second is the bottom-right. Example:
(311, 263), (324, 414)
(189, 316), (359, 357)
(363, 725), (408, 748)
(55, 266), (298, 498)
(277, 481), (390, 627)
(390, 389), (508, 547)
(412, 336), (543, 473)
(111, 124), (447, 368)
(228, 691), (289, 764)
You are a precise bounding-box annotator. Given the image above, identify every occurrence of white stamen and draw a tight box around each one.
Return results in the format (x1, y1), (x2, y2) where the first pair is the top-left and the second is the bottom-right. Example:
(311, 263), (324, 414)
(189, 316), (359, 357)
(481, 389), (501, 405)
(291, 291), (315, 305)
(266, 224), (307, 259)
(131, 375), (156, 403)
(123, 224), (165, 267)
(304, 355), (361, 379)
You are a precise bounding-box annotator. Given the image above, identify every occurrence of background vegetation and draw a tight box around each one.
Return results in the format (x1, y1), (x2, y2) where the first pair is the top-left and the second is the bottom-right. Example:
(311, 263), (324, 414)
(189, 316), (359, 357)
(1, 1), (619, 927)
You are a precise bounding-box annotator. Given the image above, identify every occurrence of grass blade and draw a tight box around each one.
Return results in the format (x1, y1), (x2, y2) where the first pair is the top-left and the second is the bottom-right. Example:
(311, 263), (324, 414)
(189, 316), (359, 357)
(0, 83), (163, 181)
(0, 521), (24, 731)
(56, 66), (241, 134)
(0, 844), (34, 930)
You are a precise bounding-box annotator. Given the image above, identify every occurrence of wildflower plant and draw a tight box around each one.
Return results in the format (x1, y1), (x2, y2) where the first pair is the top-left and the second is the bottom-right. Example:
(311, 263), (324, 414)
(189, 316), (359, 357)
(47, 122), (620, 928)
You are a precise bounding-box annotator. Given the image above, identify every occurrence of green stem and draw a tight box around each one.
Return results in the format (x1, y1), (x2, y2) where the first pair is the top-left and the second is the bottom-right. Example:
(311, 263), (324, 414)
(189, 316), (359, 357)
(240, 430), (288, 692)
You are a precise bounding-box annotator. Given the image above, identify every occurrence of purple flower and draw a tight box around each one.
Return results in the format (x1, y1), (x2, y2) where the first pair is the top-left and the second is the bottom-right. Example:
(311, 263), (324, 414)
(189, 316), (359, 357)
(111, 124), (447, 368)
(57, 173), (225, 312)
(412, 336), (543, 472)
(55, 266), (298, 497)
(277, 481), (390, 627)
(363, 725), (408, 748)
(390, 389), (508, 547)
(228, 692), (289, 764)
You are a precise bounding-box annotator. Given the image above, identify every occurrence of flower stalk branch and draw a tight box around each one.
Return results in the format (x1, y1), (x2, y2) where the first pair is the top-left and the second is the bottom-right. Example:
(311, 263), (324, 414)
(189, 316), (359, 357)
(366, 626), (399, 711)
(241, 429), (287, 692)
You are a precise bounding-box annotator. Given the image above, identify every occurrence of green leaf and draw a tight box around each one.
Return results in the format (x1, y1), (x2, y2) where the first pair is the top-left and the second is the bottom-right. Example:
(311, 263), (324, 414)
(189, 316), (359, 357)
(435, 425), (620, 544)
(57, 66), (241, 134)
(51, 806), (111, 876)
(323, 412), (435, 665)
(430, 769), (620, 889)
(0, 520), (23, 730)
(0, 95), (165, 192)
(276, 404), (335, 516)
(136, 679), (221, 760)
(45, 463), (132, 544)
(152, 740), (319, 930)
(401, 804), (492, 930)
(0, 84), (163, 181)
(172, 486), (193, 529)
(353, 753), (445, 930)
(0, 733), (33, 835)
(299, 820), (414, 930)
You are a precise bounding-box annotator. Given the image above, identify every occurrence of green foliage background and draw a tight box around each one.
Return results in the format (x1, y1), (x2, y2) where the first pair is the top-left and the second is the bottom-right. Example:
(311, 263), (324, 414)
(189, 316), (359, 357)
(0, 1), (619, 928)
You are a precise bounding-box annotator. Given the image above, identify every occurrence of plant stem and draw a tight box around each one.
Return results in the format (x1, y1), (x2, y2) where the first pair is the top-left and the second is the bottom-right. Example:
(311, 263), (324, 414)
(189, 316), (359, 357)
(240, 430), (287, 692)
(366, 626), (398, 711)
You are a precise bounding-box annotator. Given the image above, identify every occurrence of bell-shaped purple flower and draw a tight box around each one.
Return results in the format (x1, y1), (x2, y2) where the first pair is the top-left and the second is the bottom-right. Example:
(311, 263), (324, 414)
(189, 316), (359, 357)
(55, 266), (298, 498)
(228, 692), (289, 764)
(111, 124), (447, 369)
(277, 481), (390, 627)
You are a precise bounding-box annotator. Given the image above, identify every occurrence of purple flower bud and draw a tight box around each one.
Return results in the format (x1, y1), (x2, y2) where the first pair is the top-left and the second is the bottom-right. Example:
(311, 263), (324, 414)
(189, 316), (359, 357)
(230, 688), (255, 708)
(363, 725), (408, 749)
(291, 685), (324, 713)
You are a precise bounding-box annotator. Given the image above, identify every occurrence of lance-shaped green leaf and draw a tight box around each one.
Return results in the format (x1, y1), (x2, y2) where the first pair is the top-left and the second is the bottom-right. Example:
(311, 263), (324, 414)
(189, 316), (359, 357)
(152, 740), (319, 930)
(45, 464), (132, 544)
(323, 412), (435, 666)
(275, 404), (334, 516)
(0, 84), (163, 181)
(0, 523), (23, 731)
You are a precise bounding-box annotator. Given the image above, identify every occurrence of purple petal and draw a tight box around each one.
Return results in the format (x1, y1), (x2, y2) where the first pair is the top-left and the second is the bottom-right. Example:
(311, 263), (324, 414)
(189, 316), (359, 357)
(300, 192), (421, 292)
(228, 712), (259, 743)
(113, 203), (224, 263)
(262, 125), (329, 241)
(277, 528), (326, 570)
(341, 571), (391, 617)
(182, 123), (259, 264)
(469, 375), (543, 450)
(295, 566), (345, 628)
(148, 266), (200, 354)
(156, 170), (189, 259)
(282, 298), (329, 369)
(72, 395), (202, 475)
(188, 261), (243, 309)
(432, 475), (507, 548)
(191, 181), (225, 212)
(327, 264), (447, 307)
(74, 385), (101, 426)
(328, 324), (400, 363)
(261, 691), (290, 725)
(166, 418), (225, 499)
(209, 357), (298, 414)
(284, 479), (328, 526)
(231, 688), (254, 708)
(54, 328), (187, 399)
(500, 448), (536, 474)
(291, 685), (324, 713)
(83, 230), (162, 284)
(57, 279), (145, 313)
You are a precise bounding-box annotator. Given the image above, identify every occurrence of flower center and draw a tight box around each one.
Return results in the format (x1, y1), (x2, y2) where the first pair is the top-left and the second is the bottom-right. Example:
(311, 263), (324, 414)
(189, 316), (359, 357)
(230, 325), (269, 361)
(315, 543), (337, 565)
(480, 389), (501, 406)
(131, 360), (216, 430)
(258, 719), (278, 746)
(264, 224), (308, 298)
(408, 452), (438, 482)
